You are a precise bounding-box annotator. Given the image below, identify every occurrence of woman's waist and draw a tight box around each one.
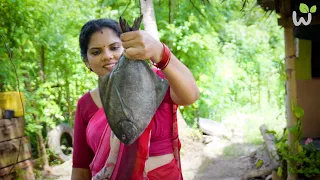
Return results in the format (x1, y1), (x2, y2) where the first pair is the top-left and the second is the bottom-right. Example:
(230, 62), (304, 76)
(149, 137), (173, 156)
(146, 153), (174, 173)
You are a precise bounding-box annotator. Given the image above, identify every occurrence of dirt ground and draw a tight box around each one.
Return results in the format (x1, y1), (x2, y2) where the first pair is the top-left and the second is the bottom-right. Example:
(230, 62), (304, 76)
(47, 126), (259, 180)
(179, 128), (259, 180)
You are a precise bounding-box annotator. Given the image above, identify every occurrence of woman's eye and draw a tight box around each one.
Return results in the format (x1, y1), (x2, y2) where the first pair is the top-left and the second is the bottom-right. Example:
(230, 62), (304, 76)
(111, 46), (119, 51)
(91, 50), (101, 55)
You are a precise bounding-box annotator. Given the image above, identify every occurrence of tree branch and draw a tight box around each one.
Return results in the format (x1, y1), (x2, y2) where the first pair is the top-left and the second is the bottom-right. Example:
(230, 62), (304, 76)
(189, 0), (206, 19)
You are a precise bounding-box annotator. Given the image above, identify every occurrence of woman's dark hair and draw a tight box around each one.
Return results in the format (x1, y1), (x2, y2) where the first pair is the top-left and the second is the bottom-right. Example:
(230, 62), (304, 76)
(79, 19), (121, 61)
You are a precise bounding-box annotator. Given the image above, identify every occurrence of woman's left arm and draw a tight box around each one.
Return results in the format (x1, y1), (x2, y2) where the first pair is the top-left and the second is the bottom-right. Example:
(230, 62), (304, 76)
(155, 52), (199, 106)
(121, 31), (199, 106)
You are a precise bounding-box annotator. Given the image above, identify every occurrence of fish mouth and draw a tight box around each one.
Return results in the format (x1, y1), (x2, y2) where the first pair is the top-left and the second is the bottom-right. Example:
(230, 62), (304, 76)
(118, 119), (138, 145)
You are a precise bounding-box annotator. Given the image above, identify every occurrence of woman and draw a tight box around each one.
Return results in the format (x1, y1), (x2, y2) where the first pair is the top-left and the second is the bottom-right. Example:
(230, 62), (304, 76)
(71, 18), (199, 180)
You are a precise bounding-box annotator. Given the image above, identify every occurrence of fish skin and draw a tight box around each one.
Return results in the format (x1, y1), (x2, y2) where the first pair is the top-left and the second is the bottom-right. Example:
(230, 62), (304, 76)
(98, 16), (169, 145)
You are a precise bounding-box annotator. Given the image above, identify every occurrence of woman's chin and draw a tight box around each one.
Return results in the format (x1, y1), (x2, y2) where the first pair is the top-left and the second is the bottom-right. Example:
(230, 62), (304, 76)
(99, 69), (112, 77)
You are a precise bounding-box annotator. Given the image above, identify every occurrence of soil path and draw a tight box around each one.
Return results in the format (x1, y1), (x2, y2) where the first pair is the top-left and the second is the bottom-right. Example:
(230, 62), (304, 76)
(49, 129), (259, 180)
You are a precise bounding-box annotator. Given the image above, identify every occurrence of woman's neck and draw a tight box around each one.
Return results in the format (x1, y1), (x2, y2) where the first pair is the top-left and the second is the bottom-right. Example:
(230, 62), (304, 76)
(90, 87), (103, 108)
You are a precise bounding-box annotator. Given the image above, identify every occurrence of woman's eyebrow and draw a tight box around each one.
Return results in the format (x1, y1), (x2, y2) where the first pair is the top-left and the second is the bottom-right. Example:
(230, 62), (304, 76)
(88, 47), (101, 51)
(110, 42), (121, 46)
(89, 42), (121, 50)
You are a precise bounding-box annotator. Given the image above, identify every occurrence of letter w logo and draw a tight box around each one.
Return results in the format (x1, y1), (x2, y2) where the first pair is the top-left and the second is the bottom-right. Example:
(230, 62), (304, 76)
(292, 11), (312, 26)
(292, 3), (317, 26)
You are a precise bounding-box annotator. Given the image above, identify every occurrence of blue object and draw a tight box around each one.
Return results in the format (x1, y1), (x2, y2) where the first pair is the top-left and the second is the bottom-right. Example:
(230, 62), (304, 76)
(5, 110), (14, 119)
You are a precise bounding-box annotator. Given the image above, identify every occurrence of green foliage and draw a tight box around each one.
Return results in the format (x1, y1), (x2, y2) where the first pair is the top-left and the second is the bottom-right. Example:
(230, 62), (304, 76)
(158, 0), (285, 124)
(1, 0), (286, 164)
(274, 105), (320, 178)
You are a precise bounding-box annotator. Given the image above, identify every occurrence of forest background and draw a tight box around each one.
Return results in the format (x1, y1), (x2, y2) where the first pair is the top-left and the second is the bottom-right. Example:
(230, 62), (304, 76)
(0, 0), (286, 163)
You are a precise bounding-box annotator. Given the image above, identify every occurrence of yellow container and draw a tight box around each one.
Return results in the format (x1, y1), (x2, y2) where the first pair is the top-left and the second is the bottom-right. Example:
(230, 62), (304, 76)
(0, 92), (25, 117)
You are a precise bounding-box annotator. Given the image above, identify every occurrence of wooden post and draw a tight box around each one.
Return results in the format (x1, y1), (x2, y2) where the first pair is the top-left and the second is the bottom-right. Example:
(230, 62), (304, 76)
(284, 27), (298, 180)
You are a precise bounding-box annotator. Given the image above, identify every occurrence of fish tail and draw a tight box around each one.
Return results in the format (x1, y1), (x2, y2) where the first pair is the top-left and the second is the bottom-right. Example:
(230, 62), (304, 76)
(119, 15), (143, 33)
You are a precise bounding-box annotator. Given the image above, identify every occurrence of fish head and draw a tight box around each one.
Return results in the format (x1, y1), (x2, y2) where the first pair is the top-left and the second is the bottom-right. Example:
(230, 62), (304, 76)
(117, 119), (138, 145)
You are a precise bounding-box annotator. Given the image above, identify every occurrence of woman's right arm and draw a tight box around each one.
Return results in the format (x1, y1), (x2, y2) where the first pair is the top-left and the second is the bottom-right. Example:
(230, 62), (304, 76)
(71, 100), (94, 179)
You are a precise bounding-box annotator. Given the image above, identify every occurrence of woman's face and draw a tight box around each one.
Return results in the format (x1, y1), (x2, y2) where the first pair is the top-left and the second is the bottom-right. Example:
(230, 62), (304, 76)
(86, 28), (124, 77)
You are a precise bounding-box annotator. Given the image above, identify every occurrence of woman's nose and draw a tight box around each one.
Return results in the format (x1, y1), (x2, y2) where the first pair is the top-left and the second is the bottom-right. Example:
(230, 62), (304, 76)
(102, 49), (113, 60)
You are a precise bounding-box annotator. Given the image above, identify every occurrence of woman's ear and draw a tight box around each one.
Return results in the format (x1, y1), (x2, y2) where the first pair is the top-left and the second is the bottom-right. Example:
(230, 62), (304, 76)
(84, 60), (93, 72)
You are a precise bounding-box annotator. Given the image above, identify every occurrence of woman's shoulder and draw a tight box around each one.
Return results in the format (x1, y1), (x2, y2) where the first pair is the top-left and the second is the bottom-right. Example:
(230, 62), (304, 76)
(77, 91), (93, 106)
(76, 91), (99, 120)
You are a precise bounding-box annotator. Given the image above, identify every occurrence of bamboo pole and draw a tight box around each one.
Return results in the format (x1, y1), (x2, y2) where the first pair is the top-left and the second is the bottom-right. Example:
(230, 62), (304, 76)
(284, 27), (298, 180)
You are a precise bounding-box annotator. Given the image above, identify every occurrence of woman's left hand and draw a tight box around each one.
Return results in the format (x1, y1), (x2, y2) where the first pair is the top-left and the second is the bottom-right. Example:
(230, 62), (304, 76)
(121, 31), (199, 106)
(120, 30), (163, 63)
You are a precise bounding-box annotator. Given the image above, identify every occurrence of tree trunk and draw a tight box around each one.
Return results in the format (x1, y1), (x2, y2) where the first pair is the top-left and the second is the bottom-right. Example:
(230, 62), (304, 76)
(37, 130), (50, 171)
(258, 71), (261, 108)
(66, 78), (73, 125)
(284, 28), (297, 180)
(38, 46), (50, 171)
(140, 0), (159, 41)
(169, 0), (175, 24)
(40, 45), (45, 83)
(140, 0), (187, 126)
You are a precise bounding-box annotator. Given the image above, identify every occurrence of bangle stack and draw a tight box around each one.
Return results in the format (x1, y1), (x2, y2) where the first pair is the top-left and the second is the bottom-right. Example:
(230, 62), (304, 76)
(151, 43), (171, 70)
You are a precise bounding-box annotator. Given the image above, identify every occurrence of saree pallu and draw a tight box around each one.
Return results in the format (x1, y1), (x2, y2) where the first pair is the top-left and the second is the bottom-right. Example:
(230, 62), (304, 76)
(86, 104), (182, 180)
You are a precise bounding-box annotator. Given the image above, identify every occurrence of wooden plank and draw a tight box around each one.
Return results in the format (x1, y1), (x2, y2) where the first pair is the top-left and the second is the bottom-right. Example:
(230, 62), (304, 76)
(0, 136), (32, 169)
(0, 118), (25, 143)
(0, 159), (34, 179)
(297, 80), (320, 138)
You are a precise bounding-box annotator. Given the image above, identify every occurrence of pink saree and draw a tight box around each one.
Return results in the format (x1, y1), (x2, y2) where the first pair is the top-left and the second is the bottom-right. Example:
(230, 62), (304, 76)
(86, 104), (182, 180)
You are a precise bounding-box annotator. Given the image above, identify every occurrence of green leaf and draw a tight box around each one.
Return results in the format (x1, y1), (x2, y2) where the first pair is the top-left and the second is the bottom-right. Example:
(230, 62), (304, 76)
(298, 144), (303, 153)
(266, 130), (277, 135)
(256, 159), (264, 168)
(310, 5), (317, 13)
(294, 106), (304, 118)
(288, 126), (299, 135)
(277, 167), (283, 177)
(291, 101), (295, 112)
(300, 3), (309, 13)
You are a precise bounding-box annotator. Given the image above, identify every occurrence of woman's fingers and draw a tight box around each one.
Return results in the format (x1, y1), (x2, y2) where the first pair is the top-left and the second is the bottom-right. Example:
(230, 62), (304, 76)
(120, 31), (140, 42)
(122, 39), (142, 49)
(123, 47), (144, 60)
(121, 30), (158, 60)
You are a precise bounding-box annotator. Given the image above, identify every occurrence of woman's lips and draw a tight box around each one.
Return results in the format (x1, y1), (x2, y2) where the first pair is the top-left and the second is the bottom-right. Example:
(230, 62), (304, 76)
(103, 62), (117, 71)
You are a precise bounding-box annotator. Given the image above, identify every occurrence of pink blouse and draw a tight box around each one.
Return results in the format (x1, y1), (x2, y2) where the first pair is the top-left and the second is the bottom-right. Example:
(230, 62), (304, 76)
(72, 70), (175, 169)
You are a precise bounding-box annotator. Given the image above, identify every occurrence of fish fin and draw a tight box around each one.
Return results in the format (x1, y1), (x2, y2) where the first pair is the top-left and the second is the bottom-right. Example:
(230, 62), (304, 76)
(115, 86), (134, 121)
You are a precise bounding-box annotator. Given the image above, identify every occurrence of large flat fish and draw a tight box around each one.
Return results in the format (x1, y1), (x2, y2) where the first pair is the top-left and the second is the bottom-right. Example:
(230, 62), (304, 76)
(98, 15), (169, 145)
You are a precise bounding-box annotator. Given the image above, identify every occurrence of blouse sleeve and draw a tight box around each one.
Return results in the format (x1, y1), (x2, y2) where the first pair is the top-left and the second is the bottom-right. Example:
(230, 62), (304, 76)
(72, 100), (95, 169)
(153, 68), (176, 105)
